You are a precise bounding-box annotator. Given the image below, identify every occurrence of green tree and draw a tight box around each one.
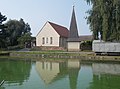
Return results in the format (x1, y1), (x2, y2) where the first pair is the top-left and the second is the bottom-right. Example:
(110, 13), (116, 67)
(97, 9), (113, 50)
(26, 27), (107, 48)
(5, 18), (32, 47)
(85, 0), (120, 42)
(0, 12), (7, 25)
(17, 20), (32, 46)
(0, 12), (7, 48)
(5, 19), (23, 46)
(17, 23), (32, 46)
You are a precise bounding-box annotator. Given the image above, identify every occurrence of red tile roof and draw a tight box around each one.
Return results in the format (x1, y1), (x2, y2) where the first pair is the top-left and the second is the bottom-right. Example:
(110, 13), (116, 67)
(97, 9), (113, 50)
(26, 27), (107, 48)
(48, 21), (69, 38)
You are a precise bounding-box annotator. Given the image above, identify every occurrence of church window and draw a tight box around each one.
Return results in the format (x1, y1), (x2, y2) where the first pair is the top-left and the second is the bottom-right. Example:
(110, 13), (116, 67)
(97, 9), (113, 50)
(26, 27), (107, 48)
(42, 37), (45, 44)
(50, 37), (53, 44)
(46, 37), (48, 43)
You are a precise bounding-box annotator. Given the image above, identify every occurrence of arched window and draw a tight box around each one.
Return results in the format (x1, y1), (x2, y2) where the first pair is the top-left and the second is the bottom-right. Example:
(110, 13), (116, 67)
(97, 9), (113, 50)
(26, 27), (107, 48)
(46, 37), (48, 43)
(50, 37), (53, 44)
(42, 37), (45, 44)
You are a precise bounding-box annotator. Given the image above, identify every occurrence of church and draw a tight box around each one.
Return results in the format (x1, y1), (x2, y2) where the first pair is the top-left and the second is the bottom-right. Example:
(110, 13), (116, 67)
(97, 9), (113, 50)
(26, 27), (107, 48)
(36, 6), (93, 51)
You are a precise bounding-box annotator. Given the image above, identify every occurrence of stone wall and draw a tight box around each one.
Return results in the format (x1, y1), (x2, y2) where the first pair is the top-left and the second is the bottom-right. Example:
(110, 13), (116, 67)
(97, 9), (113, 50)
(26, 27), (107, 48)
(92, 40), (120, 53)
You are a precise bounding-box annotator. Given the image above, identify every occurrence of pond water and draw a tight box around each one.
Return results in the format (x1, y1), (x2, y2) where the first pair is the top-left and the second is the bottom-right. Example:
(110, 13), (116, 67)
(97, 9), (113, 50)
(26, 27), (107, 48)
(0, 58), (120, 89)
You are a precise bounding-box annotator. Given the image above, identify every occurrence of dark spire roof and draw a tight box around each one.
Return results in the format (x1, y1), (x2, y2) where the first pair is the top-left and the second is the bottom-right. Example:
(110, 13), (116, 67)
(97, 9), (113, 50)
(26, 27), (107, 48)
(69, 6), (79, 38)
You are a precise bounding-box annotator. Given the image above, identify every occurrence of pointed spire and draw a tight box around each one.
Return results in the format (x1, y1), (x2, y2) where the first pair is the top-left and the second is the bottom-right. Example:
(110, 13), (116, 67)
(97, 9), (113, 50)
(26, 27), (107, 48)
(69, 6), (79, 38)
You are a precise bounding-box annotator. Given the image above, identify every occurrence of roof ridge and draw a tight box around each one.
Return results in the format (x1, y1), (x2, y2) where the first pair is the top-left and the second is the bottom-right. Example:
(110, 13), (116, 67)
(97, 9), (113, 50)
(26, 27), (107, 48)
(48, 21), (68, 29)
(48, 21), (69, 38)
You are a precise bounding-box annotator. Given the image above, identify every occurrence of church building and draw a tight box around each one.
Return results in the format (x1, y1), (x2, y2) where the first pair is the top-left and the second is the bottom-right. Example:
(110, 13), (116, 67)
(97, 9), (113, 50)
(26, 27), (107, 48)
(36, 21), (69, 49)
(36, 6), (93, 51)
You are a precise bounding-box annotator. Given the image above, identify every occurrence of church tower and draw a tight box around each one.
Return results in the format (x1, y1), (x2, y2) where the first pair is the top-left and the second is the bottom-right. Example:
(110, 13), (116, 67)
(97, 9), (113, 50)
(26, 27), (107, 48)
(67, 6), (81, 51)
(69, 6), (79, 38)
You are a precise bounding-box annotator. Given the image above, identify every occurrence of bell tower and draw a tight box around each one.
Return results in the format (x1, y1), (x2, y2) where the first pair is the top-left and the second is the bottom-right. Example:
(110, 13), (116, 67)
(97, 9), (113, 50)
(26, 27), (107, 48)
(69, 6), (79, 38)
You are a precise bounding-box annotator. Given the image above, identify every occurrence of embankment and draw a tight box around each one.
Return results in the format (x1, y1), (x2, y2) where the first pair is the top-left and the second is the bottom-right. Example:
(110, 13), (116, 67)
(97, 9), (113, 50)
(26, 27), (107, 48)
(9, 51), (120, 62)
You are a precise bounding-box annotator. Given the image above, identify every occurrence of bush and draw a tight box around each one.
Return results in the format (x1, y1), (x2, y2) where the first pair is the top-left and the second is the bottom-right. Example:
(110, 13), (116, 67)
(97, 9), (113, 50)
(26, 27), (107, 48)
(80, 41), (92, 51)
(7, 45), (24, 51)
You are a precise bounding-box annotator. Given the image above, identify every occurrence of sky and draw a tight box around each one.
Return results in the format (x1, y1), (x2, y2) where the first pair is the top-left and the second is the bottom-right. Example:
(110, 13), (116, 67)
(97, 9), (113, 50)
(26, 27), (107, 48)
(0, 0), (92, 36)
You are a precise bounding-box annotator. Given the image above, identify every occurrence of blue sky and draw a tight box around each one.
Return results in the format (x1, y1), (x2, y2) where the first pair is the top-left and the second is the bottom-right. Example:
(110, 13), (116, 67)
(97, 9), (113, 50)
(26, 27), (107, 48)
(1, 0), (91, 36)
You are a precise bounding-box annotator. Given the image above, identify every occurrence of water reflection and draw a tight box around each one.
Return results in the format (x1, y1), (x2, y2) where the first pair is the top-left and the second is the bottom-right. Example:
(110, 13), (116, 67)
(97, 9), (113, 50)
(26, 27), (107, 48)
(68, 60), (80, 89)
(0, 58), (120, 89)
(0, 60), (31, 87)
(89, 63), (120, 89)
(36, 59), (80, 89)
(92, 63), (120, 75)
(36, 60), (120, 89)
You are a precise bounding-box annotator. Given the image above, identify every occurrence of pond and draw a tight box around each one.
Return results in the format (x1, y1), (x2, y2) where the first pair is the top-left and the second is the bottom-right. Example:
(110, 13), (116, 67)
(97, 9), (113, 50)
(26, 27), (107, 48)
(0, 58), (120, 89)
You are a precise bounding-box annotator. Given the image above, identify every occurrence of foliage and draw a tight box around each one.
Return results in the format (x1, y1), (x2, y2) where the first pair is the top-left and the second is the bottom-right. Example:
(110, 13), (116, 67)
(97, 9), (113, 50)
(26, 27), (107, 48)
(80, 41), (92, 50)
(4, 18), (32, 47)
(0, 12), (7, 24)
(81, 41), (92, 45)
(0, 12), (7, 48)
(0, 15), (32, 50)
(17, 33), (32, 46)
(85, 0), (120, 42)
(7, 45), (24, 51)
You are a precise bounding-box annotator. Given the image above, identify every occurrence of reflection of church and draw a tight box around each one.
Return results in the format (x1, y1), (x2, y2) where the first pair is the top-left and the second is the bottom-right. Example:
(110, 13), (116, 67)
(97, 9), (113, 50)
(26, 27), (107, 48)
(36, 59), (80, 89)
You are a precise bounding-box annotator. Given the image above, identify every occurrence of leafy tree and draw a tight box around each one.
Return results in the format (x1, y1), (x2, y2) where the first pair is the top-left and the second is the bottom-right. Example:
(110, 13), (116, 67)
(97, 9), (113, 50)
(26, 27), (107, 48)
(85, 0), (120, 42)
(5, 19), (23, 46)
(17, 20), (32, 46)
(0, 12), (7, 25)
(5, 18), (32, 47)
(17, 33), (32, 46)
(0, 12), (7, 48)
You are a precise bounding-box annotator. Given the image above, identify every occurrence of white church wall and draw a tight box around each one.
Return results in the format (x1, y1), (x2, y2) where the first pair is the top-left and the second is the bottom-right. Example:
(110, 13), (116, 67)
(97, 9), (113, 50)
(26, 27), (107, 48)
(36, 22), (60, 47)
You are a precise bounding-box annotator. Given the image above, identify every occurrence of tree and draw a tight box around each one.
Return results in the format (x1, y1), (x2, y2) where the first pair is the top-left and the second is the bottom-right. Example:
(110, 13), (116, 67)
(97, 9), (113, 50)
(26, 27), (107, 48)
(17, 20), (32, 46)
(0, 12), (7, 25)
(5, 18), (32, 46)
(5, 19), (23, 46)
(17, 23), (32, 46)
(17, 33), (32, 46)
(0, 12), (7, 48)
(85, 0), (120, 42)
